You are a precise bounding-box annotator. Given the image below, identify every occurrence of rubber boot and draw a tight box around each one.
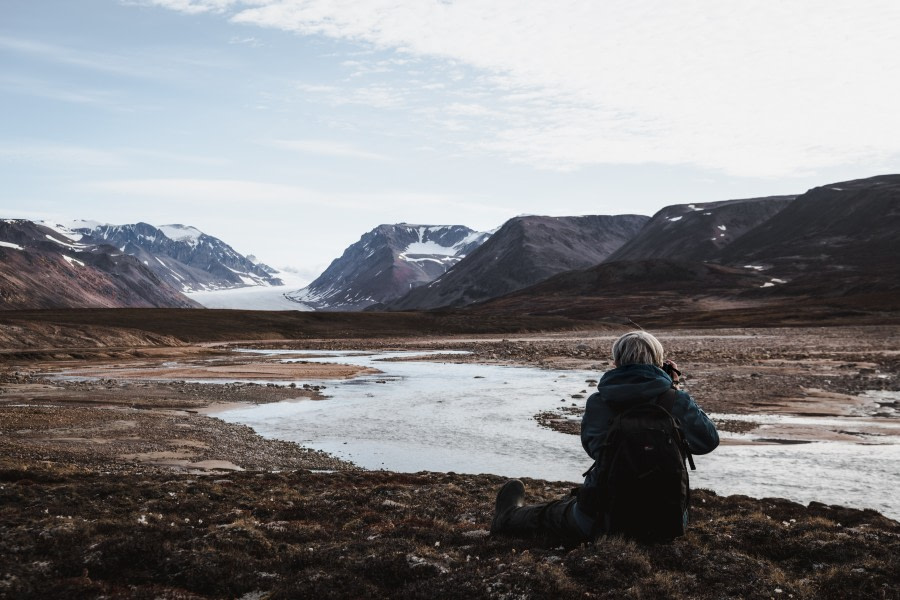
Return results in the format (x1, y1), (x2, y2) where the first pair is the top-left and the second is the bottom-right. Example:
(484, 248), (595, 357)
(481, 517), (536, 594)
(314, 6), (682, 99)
(496, 502), (546, 536)
(492, 482), (589, 543)
(490, 479), (526, 535)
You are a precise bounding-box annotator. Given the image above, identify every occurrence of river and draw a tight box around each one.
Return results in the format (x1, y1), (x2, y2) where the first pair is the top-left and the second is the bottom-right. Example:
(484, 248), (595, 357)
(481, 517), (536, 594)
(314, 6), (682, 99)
(214, 349), (900, 520)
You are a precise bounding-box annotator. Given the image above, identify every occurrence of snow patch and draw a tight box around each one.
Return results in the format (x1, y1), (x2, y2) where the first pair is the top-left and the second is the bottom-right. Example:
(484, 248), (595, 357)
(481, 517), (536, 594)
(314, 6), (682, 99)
(44, 234), (86, 250)
(59, 219), (106, 232)
(405, 257), (453, 265)
(402, 240), (458, 256)
(153, 256), (187, 284)
(158, 224), (203, 246)
(0, 241), (24, 250)
(718, 225), (727, 231)
(39, 221), (90, 243)
(223, 265), (271, 287)
(460, 230), (487, 244)
(400, 229), (489, 261)
(668, 216), (683, 222)
(62, 255), (85, 267)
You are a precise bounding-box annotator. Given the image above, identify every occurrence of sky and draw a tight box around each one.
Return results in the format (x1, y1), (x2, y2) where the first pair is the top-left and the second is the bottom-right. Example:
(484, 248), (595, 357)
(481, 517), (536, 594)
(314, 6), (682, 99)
(2, 0), (899, 284)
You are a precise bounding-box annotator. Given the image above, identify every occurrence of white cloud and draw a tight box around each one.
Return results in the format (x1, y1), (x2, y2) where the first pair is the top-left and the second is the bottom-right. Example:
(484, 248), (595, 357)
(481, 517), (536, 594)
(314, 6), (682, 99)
(228, 36), (263, 47)
(125, 148), (232, 167)
(293, 81), (409, 109)
(265, 139), (390, 161)
(0, 143), (127, 167)
(82, 178), (509, 223)
(86, 178), (331, 206)
(295, 83), (341, 95)
(0, 75), (123, 107)
(139, 0), (900, 178)
(127, 0), (241, 15)
(0, 35), (138, 76)
(338, 84), (409, 109)
(0, 142), (231, 169)
(0, 33), (239, 87)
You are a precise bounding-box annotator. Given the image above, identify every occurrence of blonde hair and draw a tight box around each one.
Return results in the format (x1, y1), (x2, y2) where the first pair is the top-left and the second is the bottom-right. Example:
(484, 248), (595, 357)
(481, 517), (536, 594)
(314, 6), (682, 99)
(612, 331), (665, 367)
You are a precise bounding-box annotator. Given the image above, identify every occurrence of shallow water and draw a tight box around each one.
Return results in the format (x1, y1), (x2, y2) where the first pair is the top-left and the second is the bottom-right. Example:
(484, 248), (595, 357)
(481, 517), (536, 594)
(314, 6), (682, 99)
(216, 349), (900, 520)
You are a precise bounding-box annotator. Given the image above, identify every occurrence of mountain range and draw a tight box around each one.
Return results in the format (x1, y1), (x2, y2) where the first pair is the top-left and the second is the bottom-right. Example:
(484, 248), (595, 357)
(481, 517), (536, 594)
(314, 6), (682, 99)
(382, 215), (649, 311)
(2, 174), (896, 318)
(604, 196), (797, 263)
(0, 220), (281, 310)
(75, 222), (282, 292)
(0, 220), (199, 309)
(467, 175), (900, 324)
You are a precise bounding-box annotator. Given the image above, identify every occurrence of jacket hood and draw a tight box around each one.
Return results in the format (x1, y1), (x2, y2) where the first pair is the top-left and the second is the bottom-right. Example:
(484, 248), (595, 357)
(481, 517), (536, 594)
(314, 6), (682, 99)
(596, 364), (674, 409)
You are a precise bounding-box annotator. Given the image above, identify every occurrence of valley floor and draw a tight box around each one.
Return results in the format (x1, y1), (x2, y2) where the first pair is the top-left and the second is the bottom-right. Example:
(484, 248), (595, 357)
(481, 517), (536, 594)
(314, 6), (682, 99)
(1, 325), (898, 598)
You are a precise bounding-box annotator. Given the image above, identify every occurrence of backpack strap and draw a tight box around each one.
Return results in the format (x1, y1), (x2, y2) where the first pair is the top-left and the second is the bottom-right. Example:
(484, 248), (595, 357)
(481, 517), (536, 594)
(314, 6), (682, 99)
(655, 388), (696, 471)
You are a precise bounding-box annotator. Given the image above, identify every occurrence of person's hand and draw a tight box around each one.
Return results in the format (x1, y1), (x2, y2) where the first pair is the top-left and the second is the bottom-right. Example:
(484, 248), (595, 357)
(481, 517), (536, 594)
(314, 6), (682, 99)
(663, 360), (681, 384)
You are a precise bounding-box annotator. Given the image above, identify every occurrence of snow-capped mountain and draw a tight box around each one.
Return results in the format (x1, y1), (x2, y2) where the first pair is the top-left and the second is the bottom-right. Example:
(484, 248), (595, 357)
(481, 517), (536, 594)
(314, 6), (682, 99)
(286, 224), (490, 311)
(71, 222), (282, 292)
(0, 219), (199, 309)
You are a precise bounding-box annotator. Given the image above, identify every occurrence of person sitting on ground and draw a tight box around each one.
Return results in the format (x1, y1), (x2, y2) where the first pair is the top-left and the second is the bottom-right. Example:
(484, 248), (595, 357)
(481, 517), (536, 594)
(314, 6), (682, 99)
(490, 330), (719, 544)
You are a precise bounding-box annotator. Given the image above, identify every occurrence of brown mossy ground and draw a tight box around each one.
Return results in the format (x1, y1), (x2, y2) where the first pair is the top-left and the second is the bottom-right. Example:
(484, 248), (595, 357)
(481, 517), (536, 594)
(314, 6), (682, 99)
(2, 464), (898, 599)
(2, 324), (899, 598)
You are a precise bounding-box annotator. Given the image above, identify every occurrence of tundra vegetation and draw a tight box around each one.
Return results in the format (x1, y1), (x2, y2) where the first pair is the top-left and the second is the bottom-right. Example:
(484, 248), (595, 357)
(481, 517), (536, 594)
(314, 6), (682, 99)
(1, 311), (898, 599)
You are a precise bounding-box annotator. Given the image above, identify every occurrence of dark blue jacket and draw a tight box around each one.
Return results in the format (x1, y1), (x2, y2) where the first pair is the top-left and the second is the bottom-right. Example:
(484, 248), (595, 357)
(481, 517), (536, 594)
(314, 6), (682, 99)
(580, 363), (719, 489)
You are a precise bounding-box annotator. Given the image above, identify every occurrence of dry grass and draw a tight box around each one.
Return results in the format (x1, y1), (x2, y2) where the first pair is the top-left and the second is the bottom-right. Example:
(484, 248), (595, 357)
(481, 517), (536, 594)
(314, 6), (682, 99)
(1, 466), (898, 599)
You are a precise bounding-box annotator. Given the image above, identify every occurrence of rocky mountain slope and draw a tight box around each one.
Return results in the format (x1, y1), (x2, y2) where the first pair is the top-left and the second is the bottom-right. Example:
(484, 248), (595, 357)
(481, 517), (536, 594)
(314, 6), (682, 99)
(605, 195), (796, 262)
(0, 220), (199, 309)
(466, 258), (771, 323)
(467, 175), (900, 323)
(73, 222), (282, 292)
(286, 224), (490, 311)
(384, 214), (650, 310)
(716, 175), (900, 290)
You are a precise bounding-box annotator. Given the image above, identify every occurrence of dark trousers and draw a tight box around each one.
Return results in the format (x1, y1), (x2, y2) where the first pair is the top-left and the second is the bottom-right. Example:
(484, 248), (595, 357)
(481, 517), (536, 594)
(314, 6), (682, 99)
(492, 497), (592, 545)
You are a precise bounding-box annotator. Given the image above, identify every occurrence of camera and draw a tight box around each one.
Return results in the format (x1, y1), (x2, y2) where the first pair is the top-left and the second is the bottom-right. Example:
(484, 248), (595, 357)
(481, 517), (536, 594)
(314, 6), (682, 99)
(662, 360), (681, 380)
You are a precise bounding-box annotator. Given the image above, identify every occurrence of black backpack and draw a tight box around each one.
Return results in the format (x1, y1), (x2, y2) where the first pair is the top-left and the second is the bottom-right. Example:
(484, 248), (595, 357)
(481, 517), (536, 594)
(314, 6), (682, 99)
(580, 389), (695, 542)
